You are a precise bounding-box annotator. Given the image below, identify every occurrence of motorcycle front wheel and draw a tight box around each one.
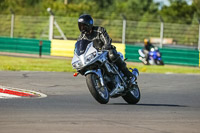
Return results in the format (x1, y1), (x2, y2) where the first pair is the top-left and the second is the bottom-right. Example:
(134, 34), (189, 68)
(122, 84), (140, 104)
(86, 73), (109, 104)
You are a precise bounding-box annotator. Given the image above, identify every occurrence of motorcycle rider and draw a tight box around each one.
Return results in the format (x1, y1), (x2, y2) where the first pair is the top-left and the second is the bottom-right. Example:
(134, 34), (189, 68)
(77, 14), (134, 85)
(143, 38), (154, 64)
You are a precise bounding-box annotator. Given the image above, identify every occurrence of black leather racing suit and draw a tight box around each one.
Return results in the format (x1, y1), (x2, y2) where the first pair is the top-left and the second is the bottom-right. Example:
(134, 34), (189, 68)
(77, 26), (133, 79)
(144, 42), (154, 51)
(143, 42), (154, 61)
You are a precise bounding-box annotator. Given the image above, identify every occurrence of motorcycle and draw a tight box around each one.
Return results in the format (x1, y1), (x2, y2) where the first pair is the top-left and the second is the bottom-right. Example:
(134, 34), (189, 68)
(138, 47), (164, 65)
(71, 40), (140, 104)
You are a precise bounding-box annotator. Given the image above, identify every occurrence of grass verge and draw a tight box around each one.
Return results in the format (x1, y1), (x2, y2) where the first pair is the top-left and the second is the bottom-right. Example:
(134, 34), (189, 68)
(0, 55), (199, 74)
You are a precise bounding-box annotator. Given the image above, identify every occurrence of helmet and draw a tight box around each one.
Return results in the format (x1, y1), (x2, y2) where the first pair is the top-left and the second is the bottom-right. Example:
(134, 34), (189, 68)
(144, 38), (150, 45)
(78, 14), (93, 34)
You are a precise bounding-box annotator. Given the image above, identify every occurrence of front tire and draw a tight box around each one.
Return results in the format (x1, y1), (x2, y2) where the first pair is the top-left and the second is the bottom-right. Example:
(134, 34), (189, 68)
(86, 74), (109, 104)
(122, 84), (140, 104)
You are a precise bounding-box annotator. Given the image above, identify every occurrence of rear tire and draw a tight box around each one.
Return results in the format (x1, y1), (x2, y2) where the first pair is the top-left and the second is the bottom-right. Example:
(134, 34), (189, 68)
(122, 84), (140, 104)
(156, 60), (164, 65)
(86, 74), (109, 104)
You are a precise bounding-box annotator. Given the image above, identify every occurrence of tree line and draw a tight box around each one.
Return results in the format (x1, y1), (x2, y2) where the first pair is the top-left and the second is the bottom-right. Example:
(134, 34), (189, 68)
(0, 0), (199, 24)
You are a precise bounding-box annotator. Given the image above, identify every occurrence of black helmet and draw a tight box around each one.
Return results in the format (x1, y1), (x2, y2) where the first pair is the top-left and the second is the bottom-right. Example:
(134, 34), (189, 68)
(78, 14), (93, 34)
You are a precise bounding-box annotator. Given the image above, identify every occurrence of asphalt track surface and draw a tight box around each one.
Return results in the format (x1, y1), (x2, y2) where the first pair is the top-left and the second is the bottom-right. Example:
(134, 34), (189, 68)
(0, 71), (200, 133)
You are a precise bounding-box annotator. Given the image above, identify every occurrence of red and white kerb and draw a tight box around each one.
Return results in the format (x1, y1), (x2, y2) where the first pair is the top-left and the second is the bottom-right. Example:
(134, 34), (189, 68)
(0, 86), (46, 99)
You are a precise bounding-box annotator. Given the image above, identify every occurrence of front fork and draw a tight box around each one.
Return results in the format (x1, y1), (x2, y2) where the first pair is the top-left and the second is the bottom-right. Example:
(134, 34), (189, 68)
(84, 69), (105, 87)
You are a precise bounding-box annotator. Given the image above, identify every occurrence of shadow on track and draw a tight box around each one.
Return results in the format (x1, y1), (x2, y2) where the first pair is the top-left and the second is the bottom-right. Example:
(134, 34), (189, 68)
(111, 103), (188, 107)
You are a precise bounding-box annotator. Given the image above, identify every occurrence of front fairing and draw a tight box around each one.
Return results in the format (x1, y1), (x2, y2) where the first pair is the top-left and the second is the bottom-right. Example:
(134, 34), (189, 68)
(71, 40), (101, 71)
(74, 40), (92, 56)
(149, 49), (161, 60)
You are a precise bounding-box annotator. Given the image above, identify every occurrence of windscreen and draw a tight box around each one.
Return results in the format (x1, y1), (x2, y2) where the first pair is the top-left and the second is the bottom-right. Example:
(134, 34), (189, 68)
(75, 40), (92, 56)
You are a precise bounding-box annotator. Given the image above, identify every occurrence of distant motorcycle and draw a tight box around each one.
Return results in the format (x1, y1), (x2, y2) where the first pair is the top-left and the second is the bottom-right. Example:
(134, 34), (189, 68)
(72, 40), (140, 104)
(138, 47), (164, 65)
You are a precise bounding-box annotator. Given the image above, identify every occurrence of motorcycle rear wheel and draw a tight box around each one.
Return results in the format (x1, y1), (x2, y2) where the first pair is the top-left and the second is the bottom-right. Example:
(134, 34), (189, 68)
(122, 84), (140, 104)
(156, 60), (164, 65)
(86, 74), (109, 104)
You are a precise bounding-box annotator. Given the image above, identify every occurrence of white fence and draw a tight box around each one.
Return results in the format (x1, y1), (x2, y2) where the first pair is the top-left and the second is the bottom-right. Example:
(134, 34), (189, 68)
(0, 14), (199, 48)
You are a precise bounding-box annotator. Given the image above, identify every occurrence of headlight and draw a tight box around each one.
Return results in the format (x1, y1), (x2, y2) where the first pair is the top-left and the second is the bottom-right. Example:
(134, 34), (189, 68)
(150, 48), (155, 51)
(72, 60), (82, 69)
(85, 52), (97, 64)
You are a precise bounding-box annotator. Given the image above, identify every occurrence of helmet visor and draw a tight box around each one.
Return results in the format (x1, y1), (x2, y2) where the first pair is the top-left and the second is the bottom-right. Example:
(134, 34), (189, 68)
(78, 22), (90, 33)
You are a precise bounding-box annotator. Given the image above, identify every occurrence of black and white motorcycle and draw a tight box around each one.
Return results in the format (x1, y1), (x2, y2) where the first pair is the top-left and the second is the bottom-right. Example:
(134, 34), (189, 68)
(71, 40), (140, 104)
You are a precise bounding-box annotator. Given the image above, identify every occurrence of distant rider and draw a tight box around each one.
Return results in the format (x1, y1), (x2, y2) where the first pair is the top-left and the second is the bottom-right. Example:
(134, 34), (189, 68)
(77, 14), (134, 85)
(143, 38), (154, 63)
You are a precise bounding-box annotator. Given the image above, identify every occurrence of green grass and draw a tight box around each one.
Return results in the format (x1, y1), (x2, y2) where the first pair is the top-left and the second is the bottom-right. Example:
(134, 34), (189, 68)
(0, 55), (200, 74)
(0, 56), (73, 72)
(127, 62), (200, 74)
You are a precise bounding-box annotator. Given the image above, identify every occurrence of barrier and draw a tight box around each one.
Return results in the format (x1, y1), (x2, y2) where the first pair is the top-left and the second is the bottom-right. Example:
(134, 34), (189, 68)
(51, 40), (75, 57)
(125, 45), (142, 62)
(0, 37), (199, 67)
(112, 43), (125, 57)
(50, 40), (125, 58)
(160, 48), (199, 66)
(0, 37), (51, 55)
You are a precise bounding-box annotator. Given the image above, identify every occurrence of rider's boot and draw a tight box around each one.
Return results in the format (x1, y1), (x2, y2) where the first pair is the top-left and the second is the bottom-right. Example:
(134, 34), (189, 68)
(145, 55), (149, 65)
(114, 57), (136, 88)
(108, 48), (136, 88)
